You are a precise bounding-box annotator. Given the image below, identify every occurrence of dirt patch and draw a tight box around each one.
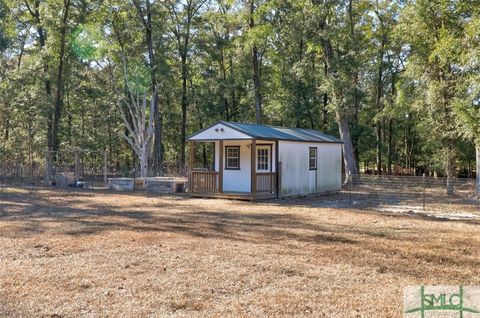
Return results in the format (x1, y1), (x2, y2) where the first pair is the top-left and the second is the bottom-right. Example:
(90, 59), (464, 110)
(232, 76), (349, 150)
(0, 187), (479, 317)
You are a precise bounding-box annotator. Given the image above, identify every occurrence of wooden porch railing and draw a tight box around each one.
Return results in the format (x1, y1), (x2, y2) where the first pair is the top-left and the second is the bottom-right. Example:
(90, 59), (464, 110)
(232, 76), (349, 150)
(190, 171), (218, 193)
(256, 172), (276, 193)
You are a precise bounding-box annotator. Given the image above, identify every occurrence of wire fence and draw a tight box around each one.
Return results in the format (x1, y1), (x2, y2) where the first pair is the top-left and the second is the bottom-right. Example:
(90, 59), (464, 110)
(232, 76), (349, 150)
(341, 174), (479, 215)
(0, 149), (188, 189)
(1, 158), (477, 216)
(0, 149), (108, 188)
(0, 161), (46, 186)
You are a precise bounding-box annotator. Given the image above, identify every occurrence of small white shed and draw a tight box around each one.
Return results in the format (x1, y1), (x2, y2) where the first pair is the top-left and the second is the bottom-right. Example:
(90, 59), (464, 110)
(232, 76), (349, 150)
(187, 121), (343, 200)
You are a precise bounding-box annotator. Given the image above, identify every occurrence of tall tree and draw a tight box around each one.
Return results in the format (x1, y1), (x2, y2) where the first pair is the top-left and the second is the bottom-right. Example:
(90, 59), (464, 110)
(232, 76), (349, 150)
(131, 0), (163, 175)
(51, 0), (72, 159)
(454, 8), (480, 195)
(22, 0), (55, 177)
(310, 0), (360, 176)
(1, 0), (479, 189)
(248, 0), (262, 123)
(165, 0), (207, 165)
(398, 0), (468, 194)
(369, 0), (401, 175)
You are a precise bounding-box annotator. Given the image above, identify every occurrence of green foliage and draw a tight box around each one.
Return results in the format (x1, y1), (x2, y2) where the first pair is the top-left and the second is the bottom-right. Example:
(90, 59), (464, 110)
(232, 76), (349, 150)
(70, 23), (108, 61)
(0, 0), (10, 51)
(0, 0), (478, 177)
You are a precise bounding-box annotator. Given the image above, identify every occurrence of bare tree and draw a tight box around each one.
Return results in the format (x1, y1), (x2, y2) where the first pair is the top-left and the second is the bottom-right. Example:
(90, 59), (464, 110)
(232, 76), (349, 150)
(131, 0), (163, 176)
(118, 61), (156, 178)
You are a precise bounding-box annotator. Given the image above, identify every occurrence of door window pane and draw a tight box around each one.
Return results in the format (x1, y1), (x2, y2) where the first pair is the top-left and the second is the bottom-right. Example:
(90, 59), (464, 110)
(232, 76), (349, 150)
(257, 148), (269, 171)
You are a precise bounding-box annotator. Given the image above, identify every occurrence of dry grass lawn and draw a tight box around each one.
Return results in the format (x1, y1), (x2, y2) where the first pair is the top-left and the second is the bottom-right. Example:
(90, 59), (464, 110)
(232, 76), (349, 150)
(0, 187), (479, 317)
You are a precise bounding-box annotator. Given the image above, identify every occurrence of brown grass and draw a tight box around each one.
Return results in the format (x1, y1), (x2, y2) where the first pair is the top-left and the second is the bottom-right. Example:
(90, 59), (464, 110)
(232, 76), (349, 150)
(0, 187), (479, 317)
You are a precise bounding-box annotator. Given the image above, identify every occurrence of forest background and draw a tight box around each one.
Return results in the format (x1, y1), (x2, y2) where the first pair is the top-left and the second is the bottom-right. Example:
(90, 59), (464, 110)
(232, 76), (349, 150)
(0, 0), (479, 188)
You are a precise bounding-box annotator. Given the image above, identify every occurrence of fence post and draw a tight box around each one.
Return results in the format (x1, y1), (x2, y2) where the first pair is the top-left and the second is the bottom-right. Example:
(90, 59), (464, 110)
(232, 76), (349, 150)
(422, 173), (426, 211)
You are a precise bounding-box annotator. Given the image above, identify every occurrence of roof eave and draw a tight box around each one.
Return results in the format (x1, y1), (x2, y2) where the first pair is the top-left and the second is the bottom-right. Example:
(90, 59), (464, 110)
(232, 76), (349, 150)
(187, 121), (344, 143)
(186, 121), (255, 141)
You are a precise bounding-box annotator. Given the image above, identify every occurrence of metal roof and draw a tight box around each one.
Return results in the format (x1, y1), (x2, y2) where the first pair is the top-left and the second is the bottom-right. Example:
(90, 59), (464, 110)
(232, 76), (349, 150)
(189, 121), (343, 143)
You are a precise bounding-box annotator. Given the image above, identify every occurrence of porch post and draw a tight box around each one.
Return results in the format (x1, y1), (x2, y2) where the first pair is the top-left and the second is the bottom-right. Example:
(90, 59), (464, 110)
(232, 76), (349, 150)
(251, 139), (256, 200)
(189, 141), (195, 192)
(218, 140), (223, 193)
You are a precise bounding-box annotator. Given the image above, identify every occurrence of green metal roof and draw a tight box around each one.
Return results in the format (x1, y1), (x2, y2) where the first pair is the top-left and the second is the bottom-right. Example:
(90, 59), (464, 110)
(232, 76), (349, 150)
(189, 121), (343, 143)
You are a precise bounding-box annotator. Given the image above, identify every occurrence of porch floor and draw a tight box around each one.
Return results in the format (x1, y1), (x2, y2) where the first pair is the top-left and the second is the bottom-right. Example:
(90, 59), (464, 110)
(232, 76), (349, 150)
(190, 191), (277, 201)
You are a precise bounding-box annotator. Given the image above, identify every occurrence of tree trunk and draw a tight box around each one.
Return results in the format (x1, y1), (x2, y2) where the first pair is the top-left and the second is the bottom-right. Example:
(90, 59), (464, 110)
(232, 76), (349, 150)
(146, 3), (162, 176)
(375, 40), (385, 175)
(311, 53), (318, 130)
(51, 0), (71, 157)
(387, 119), (393, 174)
(220, 53), (230, 120)
(322, 93), (328, 130)
(295, 38), (305, 128)
(28, 1), (53, 180)
(46, 151), (53, 182)
(387, 71), (396, 175)
(228, 55), (237, 120)
(446, 145), (455, 195)
(252, 46), (262, 124)
(322, 61), (328, 131)
(189, 78), (207, 168)
(165, 0), (206, 166)
(318, 34), (358, 178)
(307, 110), (315, 130)
(27, 118), (34, 178)
(249, 0), (262, 124)
(140, 145), (148, 178)
(337, 112), (359, 176)
(202, 145), (207, 168)
(180, 53), (188, 165)
(133, 0), (162, 175)
(476, 145), (480, 197)
(376, 124), (382, 175)
(348, 0), (360, 172)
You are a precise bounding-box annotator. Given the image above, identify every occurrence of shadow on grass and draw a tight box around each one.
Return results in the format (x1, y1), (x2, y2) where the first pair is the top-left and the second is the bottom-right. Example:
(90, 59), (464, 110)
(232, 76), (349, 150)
(256, 191), (480, 225)
(1, 187), (479, 279)
(0, 187), (374, 245)
(1, 187), (477, 241)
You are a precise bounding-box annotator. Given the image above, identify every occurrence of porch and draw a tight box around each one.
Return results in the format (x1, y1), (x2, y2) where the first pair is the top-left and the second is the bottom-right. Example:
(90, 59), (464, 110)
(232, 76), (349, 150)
(188, 139), (279, 201)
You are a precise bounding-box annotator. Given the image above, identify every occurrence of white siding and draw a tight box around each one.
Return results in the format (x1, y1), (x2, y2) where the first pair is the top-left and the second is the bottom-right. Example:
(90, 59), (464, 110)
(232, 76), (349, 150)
(279, 141), (342, 196)
(316, 143), (343, 193)
(190, 123), (251, 141)
(213, 140), (276, 193)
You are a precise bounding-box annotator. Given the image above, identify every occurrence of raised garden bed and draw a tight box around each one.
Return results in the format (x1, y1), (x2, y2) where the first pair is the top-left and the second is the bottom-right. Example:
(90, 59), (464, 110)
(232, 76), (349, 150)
(109, 177), (186, 193)
(108, 178), (135, 191)
(145, 177), (186, 193)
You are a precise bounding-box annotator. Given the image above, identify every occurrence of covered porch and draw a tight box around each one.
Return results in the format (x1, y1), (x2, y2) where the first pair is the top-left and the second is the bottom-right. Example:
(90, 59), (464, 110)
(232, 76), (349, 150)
(188, 138), (279, 201)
